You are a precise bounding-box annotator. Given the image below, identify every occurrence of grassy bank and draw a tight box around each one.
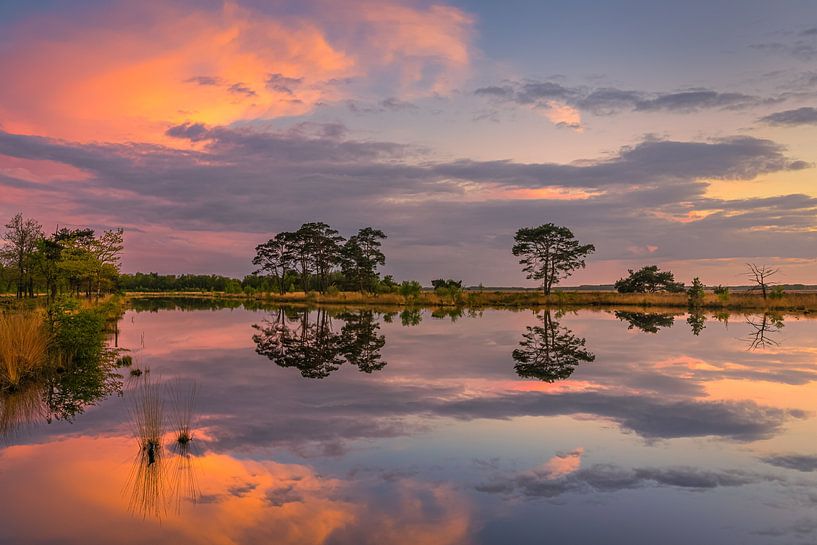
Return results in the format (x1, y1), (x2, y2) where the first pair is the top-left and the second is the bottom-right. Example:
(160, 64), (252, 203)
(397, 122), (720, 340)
(124, 290), (817, 312)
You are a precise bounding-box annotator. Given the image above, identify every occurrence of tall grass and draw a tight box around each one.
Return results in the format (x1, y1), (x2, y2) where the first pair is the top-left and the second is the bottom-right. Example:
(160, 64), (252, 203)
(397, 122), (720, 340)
(168, 380), (197, 445)
(0, 313), (50, 389)
(0, 382), (46, 436)
(126, 377), (201, 518)
(129, 376), (164, 459)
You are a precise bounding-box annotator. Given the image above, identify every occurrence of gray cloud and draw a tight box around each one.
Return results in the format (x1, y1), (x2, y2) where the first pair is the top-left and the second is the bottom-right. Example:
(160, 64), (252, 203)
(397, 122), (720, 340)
(265, 73), (303, 95)
(227, 82), (257, 97)
(185, 75), (221, 86)
(0, 125), (813, 281)
(475, 80), (768, 116)
(476, 463), (779, 498)
(760, 106), (817, 126)
(761, 454), (817, 472)
(346, 98), (419, 114)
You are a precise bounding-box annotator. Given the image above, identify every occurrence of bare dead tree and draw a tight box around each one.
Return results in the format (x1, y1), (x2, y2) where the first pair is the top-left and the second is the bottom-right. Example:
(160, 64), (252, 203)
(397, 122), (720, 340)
(745, 264), (779, 300)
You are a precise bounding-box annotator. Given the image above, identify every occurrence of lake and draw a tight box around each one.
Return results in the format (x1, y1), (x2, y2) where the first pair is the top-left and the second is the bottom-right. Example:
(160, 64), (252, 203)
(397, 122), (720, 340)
(1, 299), (815, 544)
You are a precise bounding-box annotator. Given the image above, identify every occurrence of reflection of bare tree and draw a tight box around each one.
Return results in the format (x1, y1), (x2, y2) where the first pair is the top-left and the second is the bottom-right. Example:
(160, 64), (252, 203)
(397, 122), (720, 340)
(252, 309), (388, 378)
(614, 311), (675, 333)
(512, 311), (595, 382)
(745, 313), (784, 350)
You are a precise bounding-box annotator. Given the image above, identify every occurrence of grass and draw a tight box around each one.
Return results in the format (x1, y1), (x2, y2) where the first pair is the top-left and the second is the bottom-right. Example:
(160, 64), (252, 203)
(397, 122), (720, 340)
(127, 289), (817, 313)
(0, 381), (46, 436)
(129, 376), (164, 460)
(126, 377), (200, 518)
(168, 380), (197, 446)
(0, 312), (51, 390)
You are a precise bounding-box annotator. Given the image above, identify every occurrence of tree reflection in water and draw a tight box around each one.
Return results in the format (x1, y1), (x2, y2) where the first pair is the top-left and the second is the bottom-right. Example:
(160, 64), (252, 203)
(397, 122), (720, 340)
(252, 308), (388, 378)
(614, 311), (676, 333)
(745, 313), (784, 350)
(512, 310), (595, 382)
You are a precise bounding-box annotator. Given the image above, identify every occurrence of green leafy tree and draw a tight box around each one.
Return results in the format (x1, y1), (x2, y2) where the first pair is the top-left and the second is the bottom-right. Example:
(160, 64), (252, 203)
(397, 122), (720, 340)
(512, 224), (595, 295)
(253, 233), (294, 294)
(341, 227), (386, 292)
(0, 213), (43, 298)
(687, 277), (705, 307)
(614, 265), (685, 293)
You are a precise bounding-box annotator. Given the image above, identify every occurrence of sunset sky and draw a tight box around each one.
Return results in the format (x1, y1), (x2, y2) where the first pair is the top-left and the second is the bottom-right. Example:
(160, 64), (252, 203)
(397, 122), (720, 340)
(1, 0), (816, 285)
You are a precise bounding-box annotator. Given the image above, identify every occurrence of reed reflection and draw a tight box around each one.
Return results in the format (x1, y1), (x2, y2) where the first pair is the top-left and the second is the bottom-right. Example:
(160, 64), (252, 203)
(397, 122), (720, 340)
(125, 377), (200, 520)
(511, 310), (595, 382)
(252, 308), (388, 378)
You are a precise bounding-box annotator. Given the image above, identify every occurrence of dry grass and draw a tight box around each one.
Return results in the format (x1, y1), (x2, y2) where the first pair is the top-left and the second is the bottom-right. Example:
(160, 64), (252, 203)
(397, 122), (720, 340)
(0, 313), (51, 389)
(128, 289), (817, 312)
(0, 381), (46, 436)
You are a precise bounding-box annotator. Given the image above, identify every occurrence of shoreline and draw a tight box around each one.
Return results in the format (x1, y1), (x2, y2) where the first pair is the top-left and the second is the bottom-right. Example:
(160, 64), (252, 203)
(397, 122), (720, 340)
(120, 290), (817, 313)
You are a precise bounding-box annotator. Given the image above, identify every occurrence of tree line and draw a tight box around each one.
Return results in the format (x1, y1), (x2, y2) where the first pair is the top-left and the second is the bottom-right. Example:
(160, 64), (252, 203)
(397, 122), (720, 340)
(0, 213), (123, 299)
(1, 211), (786, 299)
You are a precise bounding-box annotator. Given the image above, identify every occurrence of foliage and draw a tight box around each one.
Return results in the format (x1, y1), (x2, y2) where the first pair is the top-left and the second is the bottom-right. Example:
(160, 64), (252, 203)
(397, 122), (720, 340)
(251, 223), (387, 294)
(512, 224), (595, 295)
(614, 265), (685, 293)
(0, 213), (123, 299)
(398, 280), (422, 299)
(687, 277), (705, 307)
(341, 227), (387, 292)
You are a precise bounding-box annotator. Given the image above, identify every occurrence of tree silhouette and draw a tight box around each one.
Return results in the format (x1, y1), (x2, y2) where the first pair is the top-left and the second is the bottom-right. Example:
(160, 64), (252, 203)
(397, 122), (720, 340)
(512, 311), (595, 382)
(253, 309), (388, 378)
(614, 311), (676, 333)
(339, 311), (387, 373)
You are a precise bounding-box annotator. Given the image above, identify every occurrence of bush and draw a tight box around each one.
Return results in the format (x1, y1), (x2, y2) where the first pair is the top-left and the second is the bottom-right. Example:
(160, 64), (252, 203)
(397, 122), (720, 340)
(713, 285), (729, 303)
(687, 277), (705, 308)
(326, 285), (340, 296)
(615, 266), (685, 293)
(53, 306), (105, 366)
(769, 286), (785, 299)
(398, 280), (422, 299)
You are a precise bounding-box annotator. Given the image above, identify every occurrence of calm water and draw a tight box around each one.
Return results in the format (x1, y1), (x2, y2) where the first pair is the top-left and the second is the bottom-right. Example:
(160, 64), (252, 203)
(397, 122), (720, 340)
(1, 300), (816, 544)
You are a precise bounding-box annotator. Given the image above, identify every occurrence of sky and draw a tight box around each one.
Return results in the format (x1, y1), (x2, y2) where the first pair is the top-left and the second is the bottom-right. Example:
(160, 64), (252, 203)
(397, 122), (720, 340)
(0, 0), (816, 286)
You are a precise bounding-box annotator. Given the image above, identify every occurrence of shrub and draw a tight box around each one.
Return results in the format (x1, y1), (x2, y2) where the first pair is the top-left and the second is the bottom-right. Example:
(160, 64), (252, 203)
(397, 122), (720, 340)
(687, 277), (705, 307)
(325, 285), (340, 296)
(398, 280), (422, 299)
(713, 285), (730, 303)
(769, 286), (785, 299)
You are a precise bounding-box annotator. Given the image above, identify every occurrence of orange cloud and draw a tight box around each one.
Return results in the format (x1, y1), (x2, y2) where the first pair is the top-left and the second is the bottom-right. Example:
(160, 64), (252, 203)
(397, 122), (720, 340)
(0, 435), (472, 544)
(0, 1), (474, 144)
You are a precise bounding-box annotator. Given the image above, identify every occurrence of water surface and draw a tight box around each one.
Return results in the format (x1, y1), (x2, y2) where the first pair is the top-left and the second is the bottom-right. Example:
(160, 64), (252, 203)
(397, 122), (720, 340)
(1, 301), (816, 544)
